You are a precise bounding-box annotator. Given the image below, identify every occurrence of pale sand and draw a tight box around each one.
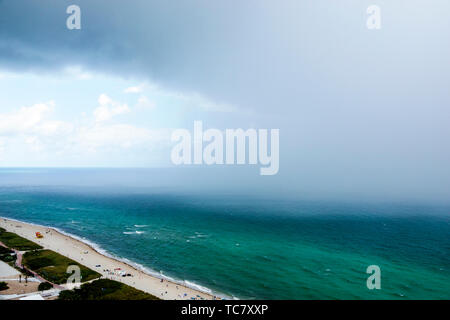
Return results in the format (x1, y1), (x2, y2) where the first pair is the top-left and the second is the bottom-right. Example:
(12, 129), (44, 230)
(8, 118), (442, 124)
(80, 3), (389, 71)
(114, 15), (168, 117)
(0, 277), (40, 296)
(0, 217), (218, 300)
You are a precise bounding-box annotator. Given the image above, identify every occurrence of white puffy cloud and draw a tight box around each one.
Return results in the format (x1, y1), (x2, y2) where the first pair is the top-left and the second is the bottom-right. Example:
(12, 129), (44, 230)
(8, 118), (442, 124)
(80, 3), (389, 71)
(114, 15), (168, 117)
(136, 95), (156, 110)
(37, 120), (73, 136)
(93, 94), (130, 122)
(0, 102), (51, 134)
(63, 66), (93, 80)
(24, 135), (44, 152)
(0, 101), (73, 136)
(0, 101), (74, 158)
(0, 97), (170, 163)
(0, 70), (240, 166)
(124, 84), (144, 94)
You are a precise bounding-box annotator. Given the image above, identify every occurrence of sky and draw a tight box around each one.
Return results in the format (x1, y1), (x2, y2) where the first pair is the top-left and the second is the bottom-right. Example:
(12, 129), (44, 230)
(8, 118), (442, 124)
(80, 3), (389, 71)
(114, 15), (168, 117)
(0, 1), (449, 202)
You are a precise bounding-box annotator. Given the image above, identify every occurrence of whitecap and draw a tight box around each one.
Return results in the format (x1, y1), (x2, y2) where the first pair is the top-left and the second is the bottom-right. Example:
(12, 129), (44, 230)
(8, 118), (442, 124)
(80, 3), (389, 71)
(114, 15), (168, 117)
(184, 281), (213, 294)
(0, 215), (231, 300)
(123, 230), (145, 235)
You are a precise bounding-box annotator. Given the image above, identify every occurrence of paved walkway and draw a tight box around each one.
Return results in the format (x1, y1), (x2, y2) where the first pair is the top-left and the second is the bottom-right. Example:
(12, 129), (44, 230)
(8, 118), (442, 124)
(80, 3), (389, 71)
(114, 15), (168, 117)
(0, 260), (21, 278)
(0, 241), (64, 290)
(0, 288), (60, 301)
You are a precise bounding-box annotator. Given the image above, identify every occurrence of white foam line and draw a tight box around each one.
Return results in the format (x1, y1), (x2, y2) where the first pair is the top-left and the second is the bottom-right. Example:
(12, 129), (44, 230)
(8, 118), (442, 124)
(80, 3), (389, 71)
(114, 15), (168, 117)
(0, 215), (233, 300)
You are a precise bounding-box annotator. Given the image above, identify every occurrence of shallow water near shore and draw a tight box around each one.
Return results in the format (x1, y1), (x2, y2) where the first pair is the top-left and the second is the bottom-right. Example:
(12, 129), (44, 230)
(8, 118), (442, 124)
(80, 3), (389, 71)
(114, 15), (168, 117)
(0, 178), (449, 299)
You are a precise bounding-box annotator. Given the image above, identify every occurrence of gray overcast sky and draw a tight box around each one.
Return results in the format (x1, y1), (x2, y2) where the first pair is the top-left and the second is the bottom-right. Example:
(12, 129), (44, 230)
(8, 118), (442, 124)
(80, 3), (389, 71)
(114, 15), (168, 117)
(0, 1), (449, 203)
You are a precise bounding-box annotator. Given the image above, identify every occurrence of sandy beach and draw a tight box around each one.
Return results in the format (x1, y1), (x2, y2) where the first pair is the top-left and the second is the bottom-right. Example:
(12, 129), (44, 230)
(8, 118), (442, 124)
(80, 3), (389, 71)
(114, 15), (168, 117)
(0, 217), (217, 300)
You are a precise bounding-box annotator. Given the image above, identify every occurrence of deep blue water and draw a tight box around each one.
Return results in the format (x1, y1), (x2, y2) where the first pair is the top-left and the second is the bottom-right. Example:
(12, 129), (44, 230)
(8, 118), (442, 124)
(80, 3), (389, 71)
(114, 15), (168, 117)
(0, 169), (449, 299)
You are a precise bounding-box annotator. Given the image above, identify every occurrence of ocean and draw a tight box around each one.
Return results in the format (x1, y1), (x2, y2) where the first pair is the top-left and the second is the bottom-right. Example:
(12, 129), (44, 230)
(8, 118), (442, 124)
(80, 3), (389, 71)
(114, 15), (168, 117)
(0, 169), (448, 299)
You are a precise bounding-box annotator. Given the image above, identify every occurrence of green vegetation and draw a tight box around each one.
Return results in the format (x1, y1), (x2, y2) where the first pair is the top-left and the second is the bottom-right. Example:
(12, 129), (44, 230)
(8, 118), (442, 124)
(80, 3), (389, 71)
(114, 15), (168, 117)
(22, 250), (101, 284)
(0, 246), (16, 263)
(58, 279), (160, 300)
(0, 246), (13, 255)
(0, 281), (8, 291)
(0, 228), (42, 251)
(38, 281), (53, 291)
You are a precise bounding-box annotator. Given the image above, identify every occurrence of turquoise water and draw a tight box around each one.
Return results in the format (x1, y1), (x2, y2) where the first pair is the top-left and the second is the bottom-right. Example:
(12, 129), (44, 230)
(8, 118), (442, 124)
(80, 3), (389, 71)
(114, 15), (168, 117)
(0, 170), (449, 299)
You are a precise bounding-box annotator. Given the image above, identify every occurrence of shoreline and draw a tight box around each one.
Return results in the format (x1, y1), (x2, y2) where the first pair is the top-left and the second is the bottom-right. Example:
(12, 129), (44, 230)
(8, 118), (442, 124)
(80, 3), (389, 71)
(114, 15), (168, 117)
(0, 216), (223, 300)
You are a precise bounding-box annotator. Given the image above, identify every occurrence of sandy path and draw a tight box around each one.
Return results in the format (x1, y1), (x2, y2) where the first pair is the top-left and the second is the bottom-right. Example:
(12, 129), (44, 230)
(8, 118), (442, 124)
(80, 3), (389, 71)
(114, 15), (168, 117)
(0, 217), (218, 300)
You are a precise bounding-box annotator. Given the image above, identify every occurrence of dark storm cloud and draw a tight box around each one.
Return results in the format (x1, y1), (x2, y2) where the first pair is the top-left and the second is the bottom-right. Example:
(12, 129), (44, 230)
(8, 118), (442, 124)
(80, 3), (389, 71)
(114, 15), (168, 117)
(0, 0), (356, 113)
(1, 0), (448, 116)
(1, 0), (450, 202)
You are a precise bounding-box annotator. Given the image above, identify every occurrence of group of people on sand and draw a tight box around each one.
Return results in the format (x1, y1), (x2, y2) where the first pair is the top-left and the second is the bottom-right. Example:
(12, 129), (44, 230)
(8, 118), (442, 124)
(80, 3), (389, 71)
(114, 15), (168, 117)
(157, 278), (223, 300)
(22, 223), (223, 301)
(102, 267), (133, 278)
(159, 279), (188, 299)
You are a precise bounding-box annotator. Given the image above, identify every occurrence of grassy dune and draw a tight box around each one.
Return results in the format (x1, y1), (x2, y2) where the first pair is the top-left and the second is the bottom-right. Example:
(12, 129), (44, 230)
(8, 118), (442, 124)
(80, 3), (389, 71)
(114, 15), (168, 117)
(0, 227), (42, 251)
(59, 279), (160, 300)
(0, 246), (15, 263)
(22, 249), (101, 284)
